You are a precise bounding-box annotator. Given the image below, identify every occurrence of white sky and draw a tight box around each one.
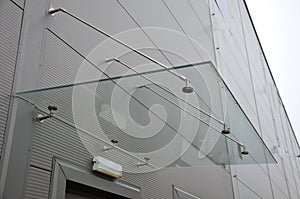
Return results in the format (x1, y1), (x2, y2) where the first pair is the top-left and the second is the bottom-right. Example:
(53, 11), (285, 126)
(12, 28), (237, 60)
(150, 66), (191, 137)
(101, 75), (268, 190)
(245, 0), (300, 142)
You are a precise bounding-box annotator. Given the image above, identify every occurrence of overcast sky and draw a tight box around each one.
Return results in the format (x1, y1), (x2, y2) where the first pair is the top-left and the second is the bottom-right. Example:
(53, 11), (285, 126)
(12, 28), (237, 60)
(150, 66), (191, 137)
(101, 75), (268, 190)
(245, 0), (300, 142)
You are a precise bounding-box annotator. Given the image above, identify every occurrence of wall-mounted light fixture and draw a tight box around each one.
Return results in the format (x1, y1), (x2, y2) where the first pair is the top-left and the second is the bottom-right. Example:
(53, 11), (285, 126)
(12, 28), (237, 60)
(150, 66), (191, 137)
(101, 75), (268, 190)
(103, 139), (119, 152)
(92, 156), (123, 179)
(36, 105), (57, 123)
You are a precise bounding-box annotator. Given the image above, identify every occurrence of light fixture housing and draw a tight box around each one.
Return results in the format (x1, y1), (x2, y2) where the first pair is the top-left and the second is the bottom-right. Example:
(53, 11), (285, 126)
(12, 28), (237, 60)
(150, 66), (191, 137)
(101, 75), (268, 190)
(92, 156), (122, 179)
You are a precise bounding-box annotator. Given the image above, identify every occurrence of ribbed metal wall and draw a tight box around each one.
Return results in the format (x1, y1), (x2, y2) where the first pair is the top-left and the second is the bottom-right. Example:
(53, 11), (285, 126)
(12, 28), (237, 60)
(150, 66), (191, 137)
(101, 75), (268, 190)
(25, 166), (51, 199)
(0, 0), (23, 156)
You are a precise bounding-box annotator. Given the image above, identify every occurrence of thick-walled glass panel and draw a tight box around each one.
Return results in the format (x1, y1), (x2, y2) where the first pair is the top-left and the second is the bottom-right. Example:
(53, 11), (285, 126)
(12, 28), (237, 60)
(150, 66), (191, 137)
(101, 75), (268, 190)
(16, 62), (275, 172)
(223, 88), (275, 164)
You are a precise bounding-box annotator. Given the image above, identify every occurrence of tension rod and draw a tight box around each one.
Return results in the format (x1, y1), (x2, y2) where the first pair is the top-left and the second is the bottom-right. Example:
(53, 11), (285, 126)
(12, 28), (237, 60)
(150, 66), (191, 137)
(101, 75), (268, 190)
(48, 8), (189, 83)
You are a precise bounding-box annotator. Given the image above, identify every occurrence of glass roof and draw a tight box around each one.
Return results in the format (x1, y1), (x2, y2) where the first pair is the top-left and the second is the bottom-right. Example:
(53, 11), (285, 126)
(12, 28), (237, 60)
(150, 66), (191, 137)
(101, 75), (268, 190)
(16, 61), (276, 172)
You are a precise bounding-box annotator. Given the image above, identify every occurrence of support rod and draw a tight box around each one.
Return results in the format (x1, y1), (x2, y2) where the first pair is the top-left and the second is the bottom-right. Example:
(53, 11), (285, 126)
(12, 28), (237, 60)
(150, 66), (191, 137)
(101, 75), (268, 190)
(48, 8), (188, 82)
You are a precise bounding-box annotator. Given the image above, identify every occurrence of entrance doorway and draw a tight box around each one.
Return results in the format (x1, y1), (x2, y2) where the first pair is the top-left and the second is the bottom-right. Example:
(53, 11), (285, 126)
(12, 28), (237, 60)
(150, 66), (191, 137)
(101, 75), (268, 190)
(66, 180), (129, 199)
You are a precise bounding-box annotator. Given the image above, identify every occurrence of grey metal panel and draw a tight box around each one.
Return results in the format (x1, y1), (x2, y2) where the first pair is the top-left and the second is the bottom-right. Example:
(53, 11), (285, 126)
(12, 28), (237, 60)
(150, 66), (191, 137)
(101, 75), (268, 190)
(234, 164), (273, 198)
(123, 166), (234, 199)
(211, 0), (299, 197)
(30, 118), (92, 171)
(15, 0), (49, 92)
(210, 0), (259, 130)
(117, 0), (209, 66)
(43, 0), (215, 89)
(163, 0), (215, 61)
(25, 166), (51, 199)
(0, 0), (23, 156)
(10, 0), (24, 8)
(40, 31), (88, 88)
(235, 180), (262, 199)
(118, 0), (181, 31)
(47, 0), (145, 58)
(0, 99), (35, 198)
(272, 183), (290, 199)
(51, 0), (140, 36)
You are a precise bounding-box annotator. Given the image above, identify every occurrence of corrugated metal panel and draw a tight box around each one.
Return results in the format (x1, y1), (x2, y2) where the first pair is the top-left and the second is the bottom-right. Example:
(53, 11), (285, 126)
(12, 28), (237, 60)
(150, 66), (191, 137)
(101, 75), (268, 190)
(10, 0), (24, 9)
(0, 0), (22, 156)
(30, 118), (91, 170)
(30, 115), (155, 173)
(40, 31), (88, 88)
(25, 166), (51, 199)
(123, 166), (234, 199)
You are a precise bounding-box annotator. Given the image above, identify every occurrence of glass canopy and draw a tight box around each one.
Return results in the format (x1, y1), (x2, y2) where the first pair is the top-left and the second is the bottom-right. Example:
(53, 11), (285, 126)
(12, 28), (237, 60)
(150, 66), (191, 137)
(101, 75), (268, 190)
(16, 61), (276, 172)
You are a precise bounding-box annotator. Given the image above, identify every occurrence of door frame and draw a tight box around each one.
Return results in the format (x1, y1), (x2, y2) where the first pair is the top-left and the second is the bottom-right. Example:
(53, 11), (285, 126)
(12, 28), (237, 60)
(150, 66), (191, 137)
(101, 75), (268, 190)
(50, 158), (141, 199)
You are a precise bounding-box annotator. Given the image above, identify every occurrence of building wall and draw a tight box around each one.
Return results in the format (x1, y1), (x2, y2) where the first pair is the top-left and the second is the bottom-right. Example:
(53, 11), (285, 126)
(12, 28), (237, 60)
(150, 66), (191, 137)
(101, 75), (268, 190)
(24, 1), (232, 198)
(211, 0), (300, 198)
(0, 0), (23, 157)
(0, 0), (299, 198)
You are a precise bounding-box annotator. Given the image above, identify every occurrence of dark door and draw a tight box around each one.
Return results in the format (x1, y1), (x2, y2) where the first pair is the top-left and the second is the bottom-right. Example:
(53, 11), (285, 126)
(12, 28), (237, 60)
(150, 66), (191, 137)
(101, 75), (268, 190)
(65, 181), (130, 199)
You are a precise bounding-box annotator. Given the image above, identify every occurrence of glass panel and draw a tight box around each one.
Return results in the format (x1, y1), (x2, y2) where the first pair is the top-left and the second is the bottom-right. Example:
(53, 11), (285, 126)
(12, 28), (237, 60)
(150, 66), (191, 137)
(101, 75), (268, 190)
(16, 61), (275, 172)
(223, 88), (275, 164)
